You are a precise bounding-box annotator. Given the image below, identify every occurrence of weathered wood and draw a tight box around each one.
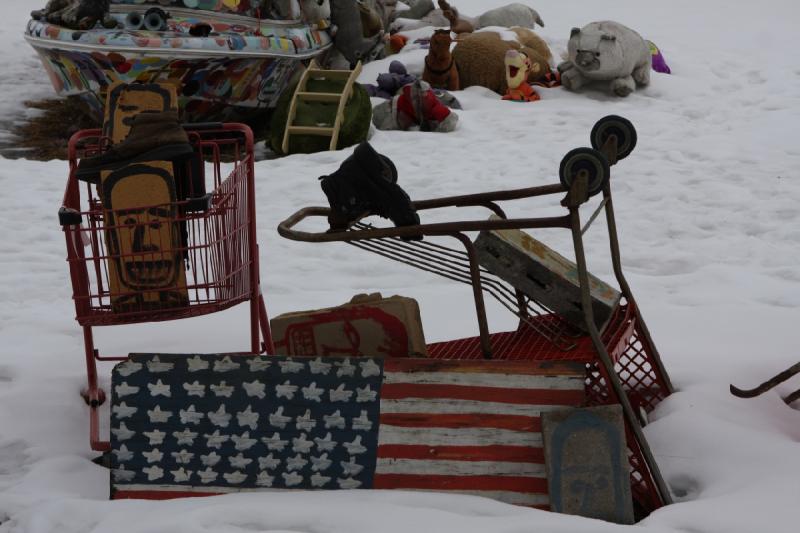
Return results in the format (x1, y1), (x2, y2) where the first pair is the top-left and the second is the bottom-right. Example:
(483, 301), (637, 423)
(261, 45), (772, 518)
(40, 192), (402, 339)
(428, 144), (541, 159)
(542, 405), (634, 524)
(382, 370), (585, 389)
(377, 426), (544, 447)
(110, 353), (585, 507)
(296, 91), (342, 102)
(376, 458), (547, 477)
(383, 358), (585, 377)
(286, 125), (335, 135)
(282, 61), (362, 153)
(379, 398), (583, 416)
(474, 219), (621, 332)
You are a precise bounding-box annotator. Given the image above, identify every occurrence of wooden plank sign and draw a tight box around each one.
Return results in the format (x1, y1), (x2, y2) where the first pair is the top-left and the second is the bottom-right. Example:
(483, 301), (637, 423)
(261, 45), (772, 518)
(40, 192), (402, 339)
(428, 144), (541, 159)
(110, 354), (586, 506)
(542, 405), (634, 524)
(474, 216), (621, 332)
(103, 82), (178, 144)
(101, 161), (188, 313)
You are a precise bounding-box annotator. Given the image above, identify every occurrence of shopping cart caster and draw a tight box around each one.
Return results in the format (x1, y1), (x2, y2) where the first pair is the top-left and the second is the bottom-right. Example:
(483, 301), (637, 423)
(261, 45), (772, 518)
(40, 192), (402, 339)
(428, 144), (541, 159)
(80, 387), (106, 408)
(591, 115), (637, 161)
(559, 147), (610, 197)
(91, 451), (112, 469)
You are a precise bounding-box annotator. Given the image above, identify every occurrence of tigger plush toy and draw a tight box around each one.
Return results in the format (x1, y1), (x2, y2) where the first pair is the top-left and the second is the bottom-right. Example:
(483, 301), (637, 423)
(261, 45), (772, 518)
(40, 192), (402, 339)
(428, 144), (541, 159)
(502, 49), (541, 102)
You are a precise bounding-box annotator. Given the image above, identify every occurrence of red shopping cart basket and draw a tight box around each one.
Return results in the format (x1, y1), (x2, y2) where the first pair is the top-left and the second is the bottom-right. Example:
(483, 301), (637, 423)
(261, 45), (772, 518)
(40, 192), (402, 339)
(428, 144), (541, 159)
(59, 123), (273, 451)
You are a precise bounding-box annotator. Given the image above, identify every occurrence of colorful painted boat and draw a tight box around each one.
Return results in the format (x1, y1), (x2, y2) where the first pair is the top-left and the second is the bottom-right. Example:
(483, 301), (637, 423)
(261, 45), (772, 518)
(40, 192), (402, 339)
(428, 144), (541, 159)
(24, 1), (333, 122)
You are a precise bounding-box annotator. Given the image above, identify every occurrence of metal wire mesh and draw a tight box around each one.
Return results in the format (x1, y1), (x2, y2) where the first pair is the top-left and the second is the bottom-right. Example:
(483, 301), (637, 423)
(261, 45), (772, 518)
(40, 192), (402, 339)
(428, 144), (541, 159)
(349, 222), (581, 354)
(63, 129), (255, 326)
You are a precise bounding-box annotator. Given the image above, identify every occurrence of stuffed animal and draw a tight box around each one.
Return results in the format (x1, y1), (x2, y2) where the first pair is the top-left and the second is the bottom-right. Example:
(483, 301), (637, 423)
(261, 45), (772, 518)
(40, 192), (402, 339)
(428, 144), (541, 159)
(330, 0), (385, 66)
(299, 0), (331, 28)
(422, 29), (459, 91)
(438, 0), (474, 35)
(502, 50), (540, 102)
(365, 60), (416, 98)
(558, 21), (651, 97)
(391, 2), (543, 32)
(453, 27), (552, 95)
(648, 40), (671, 74)
(476, 3), (544, 29)
(360, 0), (395, 32)
(387, 33), (409, 54)
(359, 1), (384, 37)
(390, 0), (448, 32)
(372, 79), (458, 132)
(392, 0), (436, 21)
(31, 0), (117, 30)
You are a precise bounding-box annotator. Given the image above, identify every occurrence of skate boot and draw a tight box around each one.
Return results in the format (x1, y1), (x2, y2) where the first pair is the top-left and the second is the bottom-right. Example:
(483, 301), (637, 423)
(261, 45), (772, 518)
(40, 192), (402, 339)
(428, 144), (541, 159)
(320, 142), (420, 232)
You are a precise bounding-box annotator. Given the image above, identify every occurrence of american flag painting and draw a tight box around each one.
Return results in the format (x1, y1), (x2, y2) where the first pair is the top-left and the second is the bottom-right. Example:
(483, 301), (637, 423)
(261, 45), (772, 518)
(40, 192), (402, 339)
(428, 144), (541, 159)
(110, 354), (585, 507)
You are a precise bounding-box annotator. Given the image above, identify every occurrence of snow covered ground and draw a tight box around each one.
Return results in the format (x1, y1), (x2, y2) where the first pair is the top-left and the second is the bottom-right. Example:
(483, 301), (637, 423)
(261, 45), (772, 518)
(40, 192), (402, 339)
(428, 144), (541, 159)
(1, 0), (799, 531)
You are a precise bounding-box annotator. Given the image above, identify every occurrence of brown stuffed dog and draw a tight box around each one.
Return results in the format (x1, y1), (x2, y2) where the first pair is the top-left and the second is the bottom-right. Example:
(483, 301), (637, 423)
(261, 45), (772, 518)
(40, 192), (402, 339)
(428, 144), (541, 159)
(422, 29), (460, 91)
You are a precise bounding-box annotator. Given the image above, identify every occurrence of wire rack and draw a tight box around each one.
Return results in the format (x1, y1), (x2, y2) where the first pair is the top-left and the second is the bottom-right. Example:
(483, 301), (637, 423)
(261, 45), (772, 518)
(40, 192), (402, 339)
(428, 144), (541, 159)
(348, 221), (583, 353)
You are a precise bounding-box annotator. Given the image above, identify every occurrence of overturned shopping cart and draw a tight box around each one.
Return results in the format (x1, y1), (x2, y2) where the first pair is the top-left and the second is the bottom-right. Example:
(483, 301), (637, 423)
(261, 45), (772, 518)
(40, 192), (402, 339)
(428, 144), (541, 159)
(277, 116), (675, 516)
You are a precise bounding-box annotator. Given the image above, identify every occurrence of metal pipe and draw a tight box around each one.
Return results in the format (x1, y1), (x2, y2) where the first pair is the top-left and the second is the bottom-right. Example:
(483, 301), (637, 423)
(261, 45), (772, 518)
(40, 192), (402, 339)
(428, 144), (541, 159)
(278, 207), (571, 242)
(602, 183), (674, 393)
(570, 203), (673, 505)
(452, 233), (493, 359)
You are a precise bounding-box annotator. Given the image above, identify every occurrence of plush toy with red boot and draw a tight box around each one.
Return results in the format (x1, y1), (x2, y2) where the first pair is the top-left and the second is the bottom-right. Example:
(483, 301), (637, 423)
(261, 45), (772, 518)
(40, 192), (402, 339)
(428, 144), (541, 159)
(372, 79), (459, 132)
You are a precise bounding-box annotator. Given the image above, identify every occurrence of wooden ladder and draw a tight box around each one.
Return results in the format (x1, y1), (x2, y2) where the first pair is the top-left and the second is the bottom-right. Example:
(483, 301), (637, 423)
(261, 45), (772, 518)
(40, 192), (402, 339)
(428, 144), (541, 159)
(281, 60), (363, 154)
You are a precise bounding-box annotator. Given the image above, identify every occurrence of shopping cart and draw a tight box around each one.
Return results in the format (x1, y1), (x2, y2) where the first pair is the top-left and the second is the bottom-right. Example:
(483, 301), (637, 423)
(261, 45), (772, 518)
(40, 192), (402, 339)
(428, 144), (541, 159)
(278, 116), (674, 514)
(59, 123), (273, 452)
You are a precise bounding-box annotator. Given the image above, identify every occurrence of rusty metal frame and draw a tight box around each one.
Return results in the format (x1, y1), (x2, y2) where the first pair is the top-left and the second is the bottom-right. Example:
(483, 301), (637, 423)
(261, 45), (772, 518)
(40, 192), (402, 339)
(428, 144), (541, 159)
(278, 133), (676, 508)
(566, 138), (672, 505)
(731, 361), (800, 404)
(279, 184), (579, 358)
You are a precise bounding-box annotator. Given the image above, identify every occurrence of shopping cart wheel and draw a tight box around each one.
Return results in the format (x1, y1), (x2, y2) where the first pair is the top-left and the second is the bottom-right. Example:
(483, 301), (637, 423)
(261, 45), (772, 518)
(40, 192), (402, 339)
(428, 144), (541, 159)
(559, 147), (610, 196)
(590, 115), (637, 161)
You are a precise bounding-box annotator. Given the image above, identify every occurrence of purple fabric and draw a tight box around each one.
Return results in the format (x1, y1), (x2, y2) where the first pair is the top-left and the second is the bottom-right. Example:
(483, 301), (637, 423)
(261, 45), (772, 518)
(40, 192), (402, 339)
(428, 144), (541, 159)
(648, 40), (672, 74)
(368, 61), (418, 99)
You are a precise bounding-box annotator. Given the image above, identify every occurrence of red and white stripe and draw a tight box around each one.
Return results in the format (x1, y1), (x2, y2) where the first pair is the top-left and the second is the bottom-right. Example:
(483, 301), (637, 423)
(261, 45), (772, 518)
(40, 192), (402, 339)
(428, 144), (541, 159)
(374, 359), (586, 507)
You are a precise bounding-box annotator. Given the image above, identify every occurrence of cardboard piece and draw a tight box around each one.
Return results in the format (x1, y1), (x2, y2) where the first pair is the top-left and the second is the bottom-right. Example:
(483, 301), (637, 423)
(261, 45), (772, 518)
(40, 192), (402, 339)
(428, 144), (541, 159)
(474, 217), (621, 332)
(271, 293), (427, 357)
(542, 405), (634, 524)
(101, 161), (188, 312)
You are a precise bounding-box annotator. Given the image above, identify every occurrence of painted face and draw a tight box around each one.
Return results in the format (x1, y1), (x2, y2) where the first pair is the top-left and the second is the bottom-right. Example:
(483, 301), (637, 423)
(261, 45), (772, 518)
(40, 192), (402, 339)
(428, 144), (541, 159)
(104, 164), (181, 291)
(547, 409), (630, 523)
(104, 83), (176, 143)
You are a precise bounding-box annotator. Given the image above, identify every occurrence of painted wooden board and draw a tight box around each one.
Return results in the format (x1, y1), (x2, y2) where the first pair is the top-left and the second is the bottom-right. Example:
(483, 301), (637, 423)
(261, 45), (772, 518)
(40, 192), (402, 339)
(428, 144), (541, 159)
(542, 405), (634, 524)
(101, 161), (188, 313)
(474, 216), (621, 332)
(103, 82), (178, 144)
(110, 354), (586, 506)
